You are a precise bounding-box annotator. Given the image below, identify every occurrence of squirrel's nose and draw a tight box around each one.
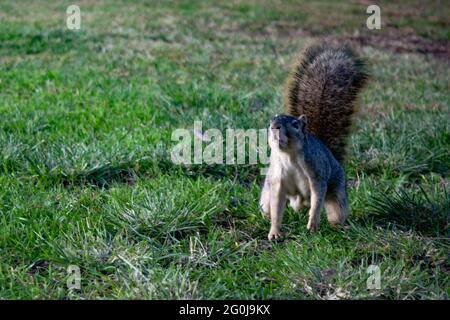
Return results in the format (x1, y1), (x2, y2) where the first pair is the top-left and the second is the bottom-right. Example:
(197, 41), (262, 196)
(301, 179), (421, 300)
(271, 124), (281, 130)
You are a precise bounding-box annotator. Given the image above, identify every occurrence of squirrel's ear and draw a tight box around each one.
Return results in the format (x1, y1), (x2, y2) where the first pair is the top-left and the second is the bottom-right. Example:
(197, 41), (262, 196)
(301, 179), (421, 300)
(298, 114), (307, 124)
(298, 115), (308, 133)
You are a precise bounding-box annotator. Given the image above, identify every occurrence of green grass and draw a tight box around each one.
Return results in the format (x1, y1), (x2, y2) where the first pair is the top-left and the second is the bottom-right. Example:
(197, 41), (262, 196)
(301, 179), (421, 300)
(0, 0), (449, 299)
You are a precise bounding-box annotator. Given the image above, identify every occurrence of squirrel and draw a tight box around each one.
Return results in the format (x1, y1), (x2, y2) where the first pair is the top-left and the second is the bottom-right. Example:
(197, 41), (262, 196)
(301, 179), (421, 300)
(260, 42), (368, 240)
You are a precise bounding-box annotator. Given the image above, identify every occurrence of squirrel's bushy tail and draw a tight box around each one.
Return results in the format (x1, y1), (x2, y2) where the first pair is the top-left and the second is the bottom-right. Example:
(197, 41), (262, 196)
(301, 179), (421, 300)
(284, 42), (368, 162)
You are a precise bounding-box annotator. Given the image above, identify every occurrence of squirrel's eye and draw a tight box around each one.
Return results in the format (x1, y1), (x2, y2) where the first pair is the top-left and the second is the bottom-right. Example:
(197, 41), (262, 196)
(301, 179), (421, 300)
(292, 122), (300, 129)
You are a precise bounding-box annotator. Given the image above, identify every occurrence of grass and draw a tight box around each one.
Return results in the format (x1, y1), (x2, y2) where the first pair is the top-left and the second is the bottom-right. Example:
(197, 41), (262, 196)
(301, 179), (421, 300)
(0, 0), (449, 299)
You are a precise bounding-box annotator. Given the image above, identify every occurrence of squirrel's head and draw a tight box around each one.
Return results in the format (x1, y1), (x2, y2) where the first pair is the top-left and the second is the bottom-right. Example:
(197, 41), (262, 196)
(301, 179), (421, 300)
(268, 114), (307, 151)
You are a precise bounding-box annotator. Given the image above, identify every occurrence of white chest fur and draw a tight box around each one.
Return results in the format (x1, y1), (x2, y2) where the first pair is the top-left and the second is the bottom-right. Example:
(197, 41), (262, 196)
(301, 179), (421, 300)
(268, 149), (310, 199)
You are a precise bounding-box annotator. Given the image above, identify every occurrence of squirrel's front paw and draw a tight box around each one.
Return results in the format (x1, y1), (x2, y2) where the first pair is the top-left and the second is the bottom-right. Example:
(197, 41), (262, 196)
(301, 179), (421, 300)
(307, 220), (319, 233)
(268, 229), (283, 241)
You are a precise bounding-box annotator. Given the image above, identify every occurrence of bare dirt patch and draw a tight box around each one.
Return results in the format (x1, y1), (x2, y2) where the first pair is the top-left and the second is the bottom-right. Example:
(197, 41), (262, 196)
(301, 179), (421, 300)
(270, 25), (450, 60)
(336, 34), (449, 60)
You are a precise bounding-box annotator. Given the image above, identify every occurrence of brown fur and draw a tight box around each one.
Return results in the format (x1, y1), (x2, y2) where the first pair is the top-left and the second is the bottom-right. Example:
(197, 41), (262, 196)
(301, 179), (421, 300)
(283, 42), (369, 162)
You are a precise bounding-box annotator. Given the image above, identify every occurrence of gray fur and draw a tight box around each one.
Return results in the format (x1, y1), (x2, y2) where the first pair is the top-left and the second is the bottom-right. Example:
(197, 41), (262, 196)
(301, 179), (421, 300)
(260, 115), (348, 240)
(260, 43), (368, 240)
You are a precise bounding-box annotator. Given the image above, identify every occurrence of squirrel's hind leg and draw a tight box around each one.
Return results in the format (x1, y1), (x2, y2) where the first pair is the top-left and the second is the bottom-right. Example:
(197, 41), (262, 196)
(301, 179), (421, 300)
(324, 188), (349, 226)
(259, 177), (271, 218)
(288, 195), (302, 212)
(268, 182), (287, 240)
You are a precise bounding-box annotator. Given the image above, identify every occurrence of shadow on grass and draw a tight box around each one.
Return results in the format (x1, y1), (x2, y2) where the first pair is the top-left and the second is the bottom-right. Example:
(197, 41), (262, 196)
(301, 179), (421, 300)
(361, 187), (449, 237)
(0, 28), (172, 56)
(58, 157), (262, 189)
(0, 29), (88, 55)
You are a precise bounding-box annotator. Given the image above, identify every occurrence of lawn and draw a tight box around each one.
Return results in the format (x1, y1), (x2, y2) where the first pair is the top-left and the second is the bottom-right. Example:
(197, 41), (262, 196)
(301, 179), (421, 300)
(0, 0), (449, 299)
